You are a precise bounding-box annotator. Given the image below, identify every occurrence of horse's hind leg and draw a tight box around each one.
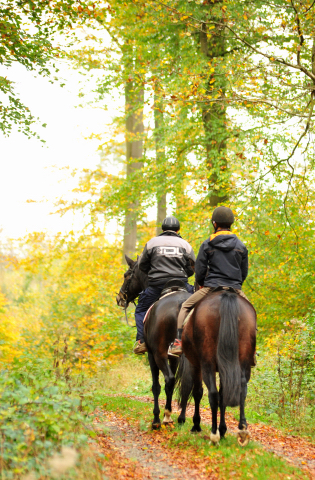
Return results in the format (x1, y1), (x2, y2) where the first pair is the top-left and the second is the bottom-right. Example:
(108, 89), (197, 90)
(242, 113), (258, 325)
(203, 364), (220, 444)
(219, 384), (227, 438)
(191, 367), (203, 433)
(237, 367), (250, 447)
(239, 368), (248, 429)
(148, 352), (161, 429)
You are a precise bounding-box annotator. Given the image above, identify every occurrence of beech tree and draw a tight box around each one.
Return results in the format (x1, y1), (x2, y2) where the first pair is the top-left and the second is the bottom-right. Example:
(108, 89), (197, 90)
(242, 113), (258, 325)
(0, 0), (96, 137)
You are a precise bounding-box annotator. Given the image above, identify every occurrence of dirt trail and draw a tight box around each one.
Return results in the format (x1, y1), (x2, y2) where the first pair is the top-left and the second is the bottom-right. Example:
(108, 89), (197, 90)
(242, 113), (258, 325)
(93, 410), (214, 480)
(110, 394), (315, 478)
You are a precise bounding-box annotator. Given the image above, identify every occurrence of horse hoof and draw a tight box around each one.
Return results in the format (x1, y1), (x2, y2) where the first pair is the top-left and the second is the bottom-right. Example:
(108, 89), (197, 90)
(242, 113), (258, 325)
(191, 425), (202, 433)
(210, 430), (220, 446)
(237, 429), (250, 447)
(152, 422), (161, 430)
(177, 417), (185, 424)
(162, 409), (174, 425)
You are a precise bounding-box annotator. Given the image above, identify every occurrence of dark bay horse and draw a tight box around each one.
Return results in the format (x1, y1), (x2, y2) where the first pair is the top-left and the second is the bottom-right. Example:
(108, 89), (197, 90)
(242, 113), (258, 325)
(176, 288), (256, 446)
(116, 255), (192, 428)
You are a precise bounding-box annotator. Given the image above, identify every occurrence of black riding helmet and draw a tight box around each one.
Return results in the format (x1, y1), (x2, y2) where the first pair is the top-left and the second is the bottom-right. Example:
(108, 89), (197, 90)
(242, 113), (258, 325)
(162, 216), (180, 232)
(211, 206), (234, 226)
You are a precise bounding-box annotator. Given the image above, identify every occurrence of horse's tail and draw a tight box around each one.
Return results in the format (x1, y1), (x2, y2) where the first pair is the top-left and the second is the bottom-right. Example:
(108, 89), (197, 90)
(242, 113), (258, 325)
(217, 291), (241, 408)
(175, 353), (193, 407)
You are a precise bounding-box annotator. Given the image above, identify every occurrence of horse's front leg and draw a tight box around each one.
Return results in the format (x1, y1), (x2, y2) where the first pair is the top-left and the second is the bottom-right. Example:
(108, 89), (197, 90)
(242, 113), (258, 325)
(148, 352), (161, 429)
(203, 364), (220, 445)
(237, 367), (250, 446)
(191, 367), (203, 433)
(219, 384), (227, 438)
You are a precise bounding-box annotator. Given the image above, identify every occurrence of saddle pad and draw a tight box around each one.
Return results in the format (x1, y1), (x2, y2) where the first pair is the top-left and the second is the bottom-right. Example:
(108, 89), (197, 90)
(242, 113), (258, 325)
(143, 291), (177, 323)
(143, 303), (155, 324)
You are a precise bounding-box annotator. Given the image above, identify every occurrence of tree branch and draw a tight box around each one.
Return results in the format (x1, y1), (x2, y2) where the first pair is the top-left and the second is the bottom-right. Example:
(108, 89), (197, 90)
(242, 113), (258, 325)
(290, 0), (304, 66)
(221, 23), (315, 82)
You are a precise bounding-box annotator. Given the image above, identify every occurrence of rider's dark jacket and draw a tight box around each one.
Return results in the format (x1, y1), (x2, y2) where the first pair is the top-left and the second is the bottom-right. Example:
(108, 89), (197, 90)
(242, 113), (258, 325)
(195, 231), (248, 289)
(138, 231), (195, 286)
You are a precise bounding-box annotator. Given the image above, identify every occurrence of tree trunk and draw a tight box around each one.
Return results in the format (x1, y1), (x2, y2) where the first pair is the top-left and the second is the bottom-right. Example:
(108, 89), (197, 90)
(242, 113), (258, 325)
(123, 72), (144, 262)
(154, 91), (167, 236)
(201, 20), (228, 207)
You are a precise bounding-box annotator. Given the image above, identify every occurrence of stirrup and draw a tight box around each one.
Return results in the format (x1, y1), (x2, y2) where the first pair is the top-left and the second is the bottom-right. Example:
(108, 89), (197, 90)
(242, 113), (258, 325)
(168, 339), (183, 357)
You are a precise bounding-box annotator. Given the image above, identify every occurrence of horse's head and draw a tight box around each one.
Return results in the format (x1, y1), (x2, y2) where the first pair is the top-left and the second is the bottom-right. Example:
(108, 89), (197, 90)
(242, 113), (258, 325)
(116, 255), (147, 308)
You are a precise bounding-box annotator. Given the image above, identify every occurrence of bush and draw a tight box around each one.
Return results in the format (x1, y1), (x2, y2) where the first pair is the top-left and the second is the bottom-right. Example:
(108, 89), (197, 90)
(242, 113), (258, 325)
(0, 358), (91, 478)
(248, 313), (315, 437)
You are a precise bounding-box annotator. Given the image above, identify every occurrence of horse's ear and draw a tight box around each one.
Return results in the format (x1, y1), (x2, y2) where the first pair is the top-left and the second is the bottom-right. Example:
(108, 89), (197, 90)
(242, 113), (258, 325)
(125, 255), (135, 267)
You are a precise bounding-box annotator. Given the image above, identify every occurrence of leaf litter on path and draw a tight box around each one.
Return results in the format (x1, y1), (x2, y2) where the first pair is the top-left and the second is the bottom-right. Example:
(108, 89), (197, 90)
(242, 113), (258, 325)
(108, 394), (315, 479)
(93, 410), (215, 480)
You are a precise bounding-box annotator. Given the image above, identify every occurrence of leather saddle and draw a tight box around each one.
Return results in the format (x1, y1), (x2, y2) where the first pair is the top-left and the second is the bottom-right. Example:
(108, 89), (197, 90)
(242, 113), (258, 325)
(210, 286), (239, 294)
(160, 279), (189, 298)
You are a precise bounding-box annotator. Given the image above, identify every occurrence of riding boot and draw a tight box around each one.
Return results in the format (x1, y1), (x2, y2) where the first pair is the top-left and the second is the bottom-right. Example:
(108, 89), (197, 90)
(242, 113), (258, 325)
(133, 339), (148, 355)
(168, 329), (183, 357)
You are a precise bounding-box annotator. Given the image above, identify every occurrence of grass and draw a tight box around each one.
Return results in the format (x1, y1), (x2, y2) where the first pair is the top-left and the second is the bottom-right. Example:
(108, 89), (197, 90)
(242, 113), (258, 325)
(98, 356), (152, 396)
(4, 353), (309, 479)
(95, 395), (308, 480)
(95, 354), (315, 441)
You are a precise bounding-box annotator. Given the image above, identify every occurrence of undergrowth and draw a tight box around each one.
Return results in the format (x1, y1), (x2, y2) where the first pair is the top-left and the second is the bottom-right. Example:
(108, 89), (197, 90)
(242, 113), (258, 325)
(0, 358), (100, 479)
(245, 314), (315, 439)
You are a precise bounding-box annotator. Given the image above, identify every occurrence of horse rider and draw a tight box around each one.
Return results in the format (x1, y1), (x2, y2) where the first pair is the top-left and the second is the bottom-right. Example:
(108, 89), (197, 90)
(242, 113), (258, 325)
(133, 216), (196, 355)
(168, 206), (249, 357)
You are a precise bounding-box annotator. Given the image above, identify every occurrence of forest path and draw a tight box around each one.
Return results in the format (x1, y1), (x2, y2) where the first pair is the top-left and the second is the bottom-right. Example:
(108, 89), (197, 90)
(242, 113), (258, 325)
(104, 394), (315, 479)
(94, 409), (212, 480)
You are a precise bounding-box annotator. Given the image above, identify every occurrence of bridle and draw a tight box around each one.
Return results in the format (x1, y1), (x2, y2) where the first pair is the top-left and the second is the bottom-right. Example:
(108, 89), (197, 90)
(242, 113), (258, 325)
(118, 262), (138, 325)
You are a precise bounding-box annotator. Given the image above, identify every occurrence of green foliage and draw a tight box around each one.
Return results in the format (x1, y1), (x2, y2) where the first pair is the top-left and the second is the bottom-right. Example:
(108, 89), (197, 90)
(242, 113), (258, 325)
(0, 358), (90, 478)
(0, 0), (97, 138)
(64, 0), (315, 334)
(71, 0), (315, 215)
(247, 313), (315, 438)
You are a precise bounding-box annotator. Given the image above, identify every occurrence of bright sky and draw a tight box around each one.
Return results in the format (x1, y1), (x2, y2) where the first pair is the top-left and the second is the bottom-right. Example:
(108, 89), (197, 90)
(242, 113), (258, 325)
(0, 61), (111, 240)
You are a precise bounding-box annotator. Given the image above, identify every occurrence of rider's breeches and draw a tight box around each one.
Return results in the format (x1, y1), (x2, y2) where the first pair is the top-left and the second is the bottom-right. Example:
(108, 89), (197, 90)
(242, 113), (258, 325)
(177, 287), (249, 329)
(177, 287), (212, 329)
(135, 283), (195, 341)
(135, 286), (163, 341)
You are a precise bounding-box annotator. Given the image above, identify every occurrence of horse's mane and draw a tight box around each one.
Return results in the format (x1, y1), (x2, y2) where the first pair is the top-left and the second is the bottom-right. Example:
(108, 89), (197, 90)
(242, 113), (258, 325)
(132, 258), (149, 289)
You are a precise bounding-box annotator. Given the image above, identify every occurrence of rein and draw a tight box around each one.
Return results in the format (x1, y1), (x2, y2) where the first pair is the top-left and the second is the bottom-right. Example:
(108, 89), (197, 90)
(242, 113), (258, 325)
(119, 263), (138, 326)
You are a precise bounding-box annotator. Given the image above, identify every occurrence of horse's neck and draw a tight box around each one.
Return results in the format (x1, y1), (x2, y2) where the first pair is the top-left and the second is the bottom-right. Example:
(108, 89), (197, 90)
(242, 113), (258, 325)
(136, 265), (148, 292)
